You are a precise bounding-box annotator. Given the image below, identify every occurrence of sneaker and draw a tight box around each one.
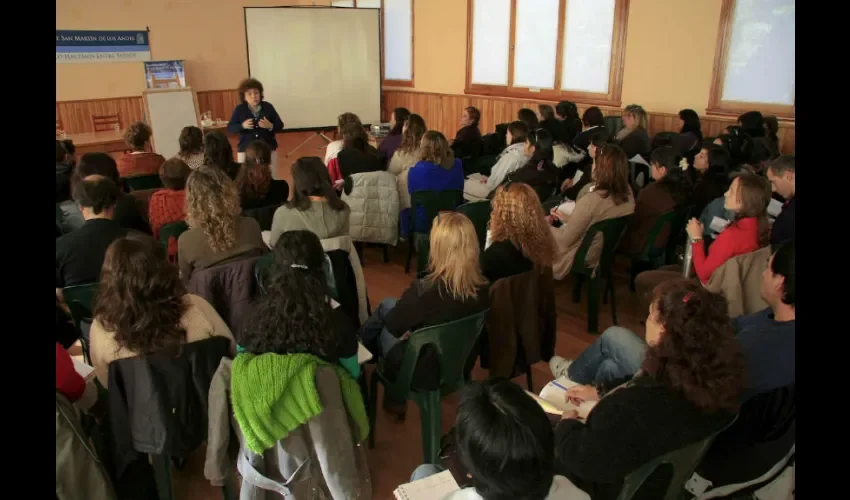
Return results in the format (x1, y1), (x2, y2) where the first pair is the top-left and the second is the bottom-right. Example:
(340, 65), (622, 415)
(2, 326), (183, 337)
(549, 355), (573, 379)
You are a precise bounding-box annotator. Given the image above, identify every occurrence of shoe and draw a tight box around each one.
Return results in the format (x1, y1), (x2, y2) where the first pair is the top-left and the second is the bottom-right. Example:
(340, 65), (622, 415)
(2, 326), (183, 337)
(549, 355), (573, 379)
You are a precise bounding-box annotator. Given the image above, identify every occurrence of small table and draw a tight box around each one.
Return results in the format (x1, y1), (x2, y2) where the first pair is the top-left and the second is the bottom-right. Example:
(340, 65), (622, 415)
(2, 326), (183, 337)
(65, 131), (126, 155)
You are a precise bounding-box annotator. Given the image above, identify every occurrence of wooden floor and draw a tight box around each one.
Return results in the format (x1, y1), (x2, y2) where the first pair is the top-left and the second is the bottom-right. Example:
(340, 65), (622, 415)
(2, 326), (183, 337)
(160, 132), (649, 499)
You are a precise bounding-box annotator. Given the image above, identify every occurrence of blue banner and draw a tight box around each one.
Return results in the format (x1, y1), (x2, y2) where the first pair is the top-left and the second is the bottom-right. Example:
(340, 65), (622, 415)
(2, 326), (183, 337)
(56, 30), (151, 64)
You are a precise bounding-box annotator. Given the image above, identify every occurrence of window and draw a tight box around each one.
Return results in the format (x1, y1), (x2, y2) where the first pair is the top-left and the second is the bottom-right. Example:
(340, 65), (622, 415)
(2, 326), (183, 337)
(466, 0), (629, 105)
(708, 0), (795, 119)
(332, 0), (414, 86)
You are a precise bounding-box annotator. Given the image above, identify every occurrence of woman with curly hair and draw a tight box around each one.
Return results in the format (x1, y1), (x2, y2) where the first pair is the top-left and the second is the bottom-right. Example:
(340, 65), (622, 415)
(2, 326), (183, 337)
(177, 166), (265, 282)
(116, 121), (165, 177)
(236, 140), (290, 210)
(226, 78), (285, 178)
(483, 182), (556, 282)
(173, 126), (205, 169)
(90, 234), (235, 386)
(407, 130), (464, 230)
(551, 279), (743, 499)
(239, 230), (359, 377)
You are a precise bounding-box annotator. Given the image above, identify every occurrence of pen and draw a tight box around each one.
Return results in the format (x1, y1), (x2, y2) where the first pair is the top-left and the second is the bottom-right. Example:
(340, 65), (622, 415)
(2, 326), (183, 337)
(550, 380), (569, 392)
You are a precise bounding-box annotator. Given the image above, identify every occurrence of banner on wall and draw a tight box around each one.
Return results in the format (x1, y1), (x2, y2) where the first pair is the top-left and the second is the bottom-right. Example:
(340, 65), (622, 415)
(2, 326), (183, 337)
(144, 60), (186, 89)
(56, 30), (151, 64)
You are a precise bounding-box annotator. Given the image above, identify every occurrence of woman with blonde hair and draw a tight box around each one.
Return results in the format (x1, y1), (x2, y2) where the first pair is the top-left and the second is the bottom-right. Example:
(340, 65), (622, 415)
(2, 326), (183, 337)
(616, 104), (651, 159)
(483, 182), (556, 282)
(358, 212), (490, 415)
(177, 166), (266, 282)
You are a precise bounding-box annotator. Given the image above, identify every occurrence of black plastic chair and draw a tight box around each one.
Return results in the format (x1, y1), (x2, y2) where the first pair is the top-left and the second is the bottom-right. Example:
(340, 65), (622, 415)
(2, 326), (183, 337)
(158, 221), (189, 260)
(627, 209), (680, 291)
(455, 200), (492, 251)
(123, 174), (163, 192)
(406, 190), (463, 274)
(63, 283), (99, 364)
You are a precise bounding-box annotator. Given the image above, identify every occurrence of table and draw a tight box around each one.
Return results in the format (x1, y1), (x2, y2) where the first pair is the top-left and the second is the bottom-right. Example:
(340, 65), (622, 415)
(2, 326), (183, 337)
(64, 131), (126, 155)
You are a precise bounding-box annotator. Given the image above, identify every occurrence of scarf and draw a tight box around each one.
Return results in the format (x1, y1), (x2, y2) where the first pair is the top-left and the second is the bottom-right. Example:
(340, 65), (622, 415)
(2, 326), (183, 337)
(231, 352), (369, 454)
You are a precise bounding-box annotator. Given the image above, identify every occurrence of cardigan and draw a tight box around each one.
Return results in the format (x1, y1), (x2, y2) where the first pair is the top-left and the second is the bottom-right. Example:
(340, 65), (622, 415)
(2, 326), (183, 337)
(177, 216), (266, 282)
(691, 216), (761, 283)
(227, 101), (285, 152)
(269, 200), (351, 248)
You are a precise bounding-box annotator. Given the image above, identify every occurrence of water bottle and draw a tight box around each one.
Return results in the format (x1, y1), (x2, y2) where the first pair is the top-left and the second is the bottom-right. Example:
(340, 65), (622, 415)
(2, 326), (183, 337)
(681, 241), (694, 278)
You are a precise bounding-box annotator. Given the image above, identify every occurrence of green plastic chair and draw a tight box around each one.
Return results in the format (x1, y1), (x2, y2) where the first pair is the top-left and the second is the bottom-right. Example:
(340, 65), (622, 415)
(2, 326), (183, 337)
(158, 220), (189, 254)
(63, 283), (99, 364)
(455, 200), (492, 251)
(664, 206), (692, 266)
(469, 154), (499, 177)
(123, 174), (163, 192)
(406, 190), (463, 274)
(368, 309), (490, 464)
(627, 209), (680, 290)
(570, 215), (631, 333)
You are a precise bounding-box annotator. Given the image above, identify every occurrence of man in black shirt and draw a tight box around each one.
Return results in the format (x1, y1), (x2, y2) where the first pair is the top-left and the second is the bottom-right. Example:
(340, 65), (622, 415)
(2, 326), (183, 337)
(56, 175), (127, 294)
(766, 155), (795, 246)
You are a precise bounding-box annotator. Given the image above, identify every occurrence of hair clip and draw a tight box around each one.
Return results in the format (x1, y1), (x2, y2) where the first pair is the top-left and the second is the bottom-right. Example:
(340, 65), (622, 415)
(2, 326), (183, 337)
(291, 264), (308, 270)
(682, 291), (694, 303)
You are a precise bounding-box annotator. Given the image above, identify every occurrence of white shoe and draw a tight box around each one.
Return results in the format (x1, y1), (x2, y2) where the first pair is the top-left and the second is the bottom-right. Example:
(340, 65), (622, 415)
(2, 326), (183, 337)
(549, 356), (573, 379)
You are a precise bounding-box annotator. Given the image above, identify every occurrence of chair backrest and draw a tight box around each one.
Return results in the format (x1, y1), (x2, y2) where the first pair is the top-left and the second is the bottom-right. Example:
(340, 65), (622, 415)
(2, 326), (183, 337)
(604, 115), (624, 138)
(572, 215), (631, 277)
(410, 190), (463, 235)
(158, 221), (189, 248)
(664, 205), (692, 264)
(384, 309), (490, 397)
(455, 200), (491, 251)
(636, 209), (679, 261)
(63, 283), (99, 332)
(123, 174), (163, 192)
(242, 204), (281, 232)
(92, 114), (121, 132)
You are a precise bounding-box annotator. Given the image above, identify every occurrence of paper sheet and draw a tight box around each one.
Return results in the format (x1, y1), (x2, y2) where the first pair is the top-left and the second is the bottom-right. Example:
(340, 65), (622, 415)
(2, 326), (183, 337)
(767, 198), (783, 218)
(73, 358), (95, 381)
(357, 342), (373, 364)
(557, 200), (577, 217)
(393, 469), (460, 500)
(466, 173), (486, 182)
(527, 376), (597, 418)
(709, 216), (731, 234)
(572, 169), (584, 183)
(630, 154), (650, 167)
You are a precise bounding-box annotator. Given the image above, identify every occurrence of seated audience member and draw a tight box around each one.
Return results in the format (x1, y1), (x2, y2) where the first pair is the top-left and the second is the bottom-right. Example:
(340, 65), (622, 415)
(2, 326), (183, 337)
(236, 140), (290, 210)
(451, 106), (483, 159)
(116, 121), (165, 178)
(56, 176), (127, 292)
(558, 132), (608, 202)
(61, 139), (77, 169)
(549, 145), (635, 280)
(507, 128), (559, 198)
(689, 143), (732, 217)
(698, 194), (735, 242)
(765, 155), (795, 246)
(738, 111), (779, 164)
(635, 173), (770, 307)
(74, 152), (152, 234)
(672, 108), (703, 156)
(408, 379), (589, 500)
(389, 113), (427, 212)
(483, 183), (556, 282)
(538, 104), (561, 141)
(203, 130), (240, 180)
(620, 146), (691, 255)
(408, 131), (465, 229)
(553, 279), (743, 500)
(327, 122), (382, 183)
(174, 125), (205, 169)
(56, 141), (84, 233)
(148, 158), (191, 259)
(556, 100), (583, 145)
(241, 230), (359, 378)
(615, 104), (651, 159)
(358, 213), (489, 413)
(90, 234), (235, 387)
(325, 112), (362, 164)
(572, 107), (607, 154)
(764, 115), (780, 154)
(377, 107), (410, 166)
(269, 157), (350, 247)
(177, 166), (265, 282)
(518, 107), (540, 130)
(463, 121), (529, 200)
(56, 342), (99, 414)
(716, 126), (755, 171)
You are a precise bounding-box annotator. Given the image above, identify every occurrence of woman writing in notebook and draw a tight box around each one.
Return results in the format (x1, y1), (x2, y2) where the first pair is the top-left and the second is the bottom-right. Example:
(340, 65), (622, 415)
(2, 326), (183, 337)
(227, 78), (285, 179)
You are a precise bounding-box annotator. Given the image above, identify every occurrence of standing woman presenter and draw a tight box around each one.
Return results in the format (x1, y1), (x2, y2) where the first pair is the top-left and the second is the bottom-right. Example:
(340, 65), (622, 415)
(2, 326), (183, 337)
(227, 78), (285, 179)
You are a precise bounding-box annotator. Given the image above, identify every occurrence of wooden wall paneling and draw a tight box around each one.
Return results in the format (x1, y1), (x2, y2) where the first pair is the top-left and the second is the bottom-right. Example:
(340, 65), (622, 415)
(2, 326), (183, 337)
(196, 89), (240, 122)
(56, 96), (145, 135)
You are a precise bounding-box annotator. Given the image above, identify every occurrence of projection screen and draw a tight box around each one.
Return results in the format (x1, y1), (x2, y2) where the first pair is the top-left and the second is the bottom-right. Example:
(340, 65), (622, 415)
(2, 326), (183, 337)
(244, 7), (382, 130)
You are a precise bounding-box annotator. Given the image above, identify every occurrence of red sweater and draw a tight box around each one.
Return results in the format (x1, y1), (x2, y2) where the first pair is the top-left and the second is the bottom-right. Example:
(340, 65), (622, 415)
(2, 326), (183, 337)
(56, 342), (85, 402)
(691, 216), (761, 283)
(148, 189), (187, 261)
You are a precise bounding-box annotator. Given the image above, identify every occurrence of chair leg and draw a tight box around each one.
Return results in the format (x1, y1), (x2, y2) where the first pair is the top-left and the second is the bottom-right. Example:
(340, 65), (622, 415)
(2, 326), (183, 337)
(572, 274), (584, 303)
(405, 238), (414, 274)
(587, 277), (601, 334)
(151, 454), (174, 500)
(417, 391), (442, 464)
(382, 244), (390, 263)
(368, 372), (379, 449)
(221, 470), (238, 500)
(526, 369), (534, 391)
(355, 242), (364, 265)
(608, 272), (619, 326)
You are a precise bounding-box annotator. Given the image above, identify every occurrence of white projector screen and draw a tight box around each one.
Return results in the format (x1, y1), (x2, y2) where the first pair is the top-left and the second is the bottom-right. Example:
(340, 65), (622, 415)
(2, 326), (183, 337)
(244, 7), (382, 130)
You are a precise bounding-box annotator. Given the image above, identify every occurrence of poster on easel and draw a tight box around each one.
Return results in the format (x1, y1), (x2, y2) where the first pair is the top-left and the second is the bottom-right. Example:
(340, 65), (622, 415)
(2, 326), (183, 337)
(144, 60), (186, 89)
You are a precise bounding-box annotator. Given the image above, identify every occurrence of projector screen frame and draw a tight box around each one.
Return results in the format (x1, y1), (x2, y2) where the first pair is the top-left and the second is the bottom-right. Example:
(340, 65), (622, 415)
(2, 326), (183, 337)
(242, 5), (384, 133)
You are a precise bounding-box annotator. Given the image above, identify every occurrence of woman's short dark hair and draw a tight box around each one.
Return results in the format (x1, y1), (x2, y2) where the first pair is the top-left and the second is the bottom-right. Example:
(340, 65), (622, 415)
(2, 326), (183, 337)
(61, 139), (76, 156)
(651, 146), (691, 205)
(582, 106), (605, 127)
(236, 159), (272, 202)
(337, 112), (362, 131)
(644, 279), (744, 412)
(507, 121), (529, 145)
(538, 104), (556, 121)
(238, 230), (337, 359)
(456, 379), (555, 500)
(526, 128), (554, 167)
(203, 130), (236, 173)
(738, 111), (766, 138)
(288, 157), (347, 212)
(593, 144), (631, 205)
(341, 122), (368, 153)
(556, 100), (579, 120)
(76, 152), (120, 183)
(678, 109), (703, 141)
(238, 78), (264, 102)
(465, 106), (481, 127)
(123, 121), (153, 150)
(178, 126), (204, 155)
(94, 234), (188, 355)
(159, 158), (191, 190)
(56, 140), (67, 163)
(72, 175), (120, 214)
(517, 108), (539, 130)
(771, 240), (795, 306)
(390, 107), (411, 135)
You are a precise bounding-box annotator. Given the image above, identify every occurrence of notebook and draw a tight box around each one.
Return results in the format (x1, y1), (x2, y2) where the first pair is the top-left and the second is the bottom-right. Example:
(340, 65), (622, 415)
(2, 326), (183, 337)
(394, 469), (460, 500)
(526, 376), (597, 418)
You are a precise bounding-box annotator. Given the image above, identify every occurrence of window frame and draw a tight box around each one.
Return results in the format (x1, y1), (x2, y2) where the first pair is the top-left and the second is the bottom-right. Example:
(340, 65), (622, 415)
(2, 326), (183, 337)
(464, 0), (629, 107)
(707, 0), (795, 120)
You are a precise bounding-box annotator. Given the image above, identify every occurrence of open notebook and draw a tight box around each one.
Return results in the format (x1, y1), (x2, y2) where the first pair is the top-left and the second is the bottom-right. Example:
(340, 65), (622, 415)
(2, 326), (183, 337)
(394, 470), (460, 500)
(526, 376), (597, 417)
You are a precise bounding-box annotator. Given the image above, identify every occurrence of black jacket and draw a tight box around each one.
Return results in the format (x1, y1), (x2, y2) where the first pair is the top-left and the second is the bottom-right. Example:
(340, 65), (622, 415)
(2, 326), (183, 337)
(107, 336), (232, 479)
(227, 101), (285, 152)
(618, 130), (651, 159)
(338, 147), (383, 180)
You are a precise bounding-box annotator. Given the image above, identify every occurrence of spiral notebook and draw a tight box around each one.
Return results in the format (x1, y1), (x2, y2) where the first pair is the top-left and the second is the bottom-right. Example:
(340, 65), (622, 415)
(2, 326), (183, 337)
(393, 470), (460, 500)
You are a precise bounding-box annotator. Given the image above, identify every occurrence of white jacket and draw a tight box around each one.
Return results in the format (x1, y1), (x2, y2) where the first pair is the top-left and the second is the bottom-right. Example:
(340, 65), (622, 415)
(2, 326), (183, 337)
(553, 143), (586, 168)
(388, 148), (420, 210)
(324, 140), (343, 164)
(487, 143), (529, 191)
(341, 171), (400, 247)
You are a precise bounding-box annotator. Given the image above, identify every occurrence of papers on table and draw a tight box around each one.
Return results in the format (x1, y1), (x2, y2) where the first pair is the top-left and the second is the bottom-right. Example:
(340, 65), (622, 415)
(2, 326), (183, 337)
(556, 200), (577, 217)
(709, 216), (731, 235)
(357, 342), (373, 365)
(393, 469), (460, 500)
(526, 376), (597, 419)
(767, 198), (783, 218)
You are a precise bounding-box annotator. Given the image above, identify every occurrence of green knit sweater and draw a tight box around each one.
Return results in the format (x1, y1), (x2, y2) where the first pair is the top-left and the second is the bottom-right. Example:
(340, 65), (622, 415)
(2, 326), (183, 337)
(231, 352), (369, 454)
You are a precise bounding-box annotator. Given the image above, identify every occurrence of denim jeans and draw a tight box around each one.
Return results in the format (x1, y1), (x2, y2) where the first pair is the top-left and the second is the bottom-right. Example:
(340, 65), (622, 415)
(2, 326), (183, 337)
(357, 297), (400, 357)
(567, 326), (647, 386)
(409, 463), (445, 482)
